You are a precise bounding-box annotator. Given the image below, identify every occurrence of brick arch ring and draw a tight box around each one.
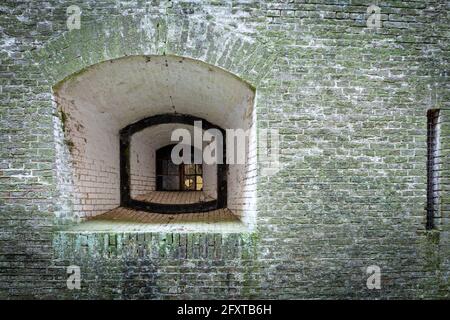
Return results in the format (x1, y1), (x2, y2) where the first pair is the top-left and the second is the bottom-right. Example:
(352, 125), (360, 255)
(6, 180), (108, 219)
(120, 113), (227, 214)
(31, 15), (278, 90)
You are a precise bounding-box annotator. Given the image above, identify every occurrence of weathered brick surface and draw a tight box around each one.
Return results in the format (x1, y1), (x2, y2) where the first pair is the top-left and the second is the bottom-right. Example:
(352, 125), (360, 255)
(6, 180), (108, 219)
(0, 0), (449, 299)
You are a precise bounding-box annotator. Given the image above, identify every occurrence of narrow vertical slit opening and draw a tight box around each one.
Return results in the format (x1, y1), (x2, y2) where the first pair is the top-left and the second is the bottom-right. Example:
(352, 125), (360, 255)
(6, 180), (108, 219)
(426, 109), (440, 230)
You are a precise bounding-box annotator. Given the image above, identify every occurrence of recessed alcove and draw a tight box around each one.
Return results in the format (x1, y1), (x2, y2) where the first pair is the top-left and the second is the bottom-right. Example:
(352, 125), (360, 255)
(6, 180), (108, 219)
(128, 124), (218, 202)
(121, 114), (227, 214)
(53, 55), (257, 231)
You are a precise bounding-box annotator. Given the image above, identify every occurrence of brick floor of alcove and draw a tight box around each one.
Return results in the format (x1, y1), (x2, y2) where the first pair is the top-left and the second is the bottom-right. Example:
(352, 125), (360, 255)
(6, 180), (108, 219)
(133, 191), (214, 204)
(63, 207), (245, 233)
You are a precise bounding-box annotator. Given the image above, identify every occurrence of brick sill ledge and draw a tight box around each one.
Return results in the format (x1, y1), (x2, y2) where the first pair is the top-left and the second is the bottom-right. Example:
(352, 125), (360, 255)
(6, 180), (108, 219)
(57, 207), (248, 234)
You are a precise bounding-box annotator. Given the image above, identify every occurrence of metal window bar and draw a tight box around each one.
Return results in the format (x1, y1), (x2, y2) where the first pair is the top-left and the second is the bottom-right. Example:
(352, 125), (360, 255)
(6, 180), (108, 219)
(426, 109), (440, 230)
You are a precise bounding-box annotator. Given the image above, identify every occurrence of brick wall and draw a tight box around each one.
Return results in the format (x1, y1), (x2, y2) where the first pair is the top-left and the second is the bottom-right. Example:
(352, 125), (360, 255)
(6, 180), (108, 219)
(203, 162), (217, 199)
(130, 128), (156, 198)
(227, 118), (257, 227)
(54, 88), (121, 220)
(0, 0), (449, 299)
(439, 110), (450, 226)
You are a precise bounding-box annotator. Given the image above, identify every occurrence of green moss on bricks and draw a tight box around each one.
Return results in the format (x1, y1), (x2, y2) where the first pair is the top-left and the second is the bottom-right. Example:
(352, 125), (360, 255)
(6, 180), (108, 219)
(240, 233), (260, 297)
(52, 67), (91, 93)
(64, 139), (75, 153)
(417, 230), (441, 273)
(425, 230), (441, 245)
(3, 0), (450, 299)
(58, 108), (68, 133)
(55, 108), (76, 153)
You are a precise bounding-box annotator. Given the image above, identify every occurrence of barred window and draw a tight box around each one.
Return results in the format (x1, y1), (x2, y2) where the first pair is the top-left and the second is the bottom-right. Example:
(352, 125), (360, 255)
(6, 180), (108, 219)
(156, 144), (203, 191)
(426, 109), (440, 230)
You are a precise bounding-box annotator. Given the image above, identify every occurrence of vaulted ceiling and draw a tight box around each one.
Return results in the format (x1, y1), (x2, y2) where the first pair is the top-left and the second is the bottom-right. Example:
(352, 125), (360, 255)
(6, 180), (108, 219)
(55, 55), (255, 131)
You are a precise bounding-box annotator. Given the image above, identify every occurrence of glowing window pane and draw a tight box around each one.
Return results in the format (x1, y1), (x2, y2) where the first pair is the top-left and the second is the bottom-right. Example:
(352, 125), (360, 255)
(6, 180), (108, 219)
(196, 176), (203, 191)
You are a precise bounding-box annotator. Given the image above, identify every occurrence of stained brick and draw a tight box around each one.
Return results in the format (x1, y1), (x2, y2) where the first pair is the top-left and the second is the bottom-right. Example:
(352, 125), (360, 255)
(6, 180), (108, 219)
(0, 0), (449, 300)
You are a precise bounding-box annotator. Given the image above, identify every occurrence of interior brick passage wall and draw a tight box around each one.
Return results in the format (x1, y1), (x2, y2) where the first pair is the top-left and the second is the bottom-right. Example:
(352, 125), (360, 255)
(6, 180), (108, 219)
(130, 128), (157, 198)
(227, 119), (257, 226)
(0, 0), (449, 299)
(54, 90), (121, 220)
(203, 162), (217, 200)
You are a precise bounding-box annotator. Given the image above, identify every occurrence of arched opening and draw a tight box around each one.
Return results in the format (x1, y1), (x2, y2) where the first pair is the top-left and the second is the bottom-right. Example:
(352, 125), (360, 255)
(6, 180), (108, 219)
(121, 113), (227, 213)
(53, 55), (256, 228)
